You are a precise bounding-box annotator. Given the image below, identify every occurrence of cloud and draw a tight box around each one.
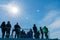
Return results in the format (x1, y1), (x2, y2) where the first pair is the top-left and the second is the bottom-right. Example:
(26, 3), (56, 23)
(41, 10), (60, 39)
(39, 10), (59, 26)
(48, 18), (60, 39)
(48, 18), (60, 31)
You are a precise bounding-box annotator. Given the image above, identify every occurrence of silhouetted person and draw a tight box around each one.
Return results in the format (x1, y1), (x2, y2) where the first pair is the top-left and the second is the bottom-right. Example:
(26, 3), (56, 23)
(33, 24), (38, 38)
(34, 31), (40, 39)
(27, 29), (33, 38)
(14, 23), (21, 38)
(21, 30), (26, 38)
(40, 27), (43, 39)
(37, 31), (40, 38)
(6, 21), (11, 38)
(1, 21), (6, 38)
(43, 26), (49, 39)
(33, 24), (37, 33)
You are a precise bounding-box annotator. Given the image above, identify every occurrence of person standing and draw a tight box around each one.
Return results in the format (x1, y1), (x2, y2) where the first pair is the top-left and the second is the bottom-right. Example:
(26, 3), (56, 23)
(33, 24), (37, 33)
(6, 21), (11, 38)
(14, 23), (21, 38)
(40, 27), (43, 39)
(35, 31), (40, 38)
(43, 26), (49, 39)
(33, 24), (38, 38)
(1, 21), (6, 38)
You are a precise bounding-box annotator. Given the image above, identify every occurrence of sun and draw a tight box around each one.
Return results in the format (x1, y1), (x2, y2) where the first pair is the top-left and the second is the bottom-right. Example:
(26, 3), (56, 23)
(6, 4), (19, 15)
(10, 6), (18, 14)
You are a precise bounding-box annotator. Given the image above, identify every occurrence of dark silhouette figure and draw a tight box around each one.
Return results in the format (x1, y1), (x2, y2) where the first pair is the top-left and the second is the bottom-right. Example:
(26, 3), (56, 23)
(27, 29), (33, 38)
(43, 26), (49, 39)
(33, 24), (38, 38)
(21, 30), (26, 38)
(37, 31), (40, 38)
(33, 24), (38, 39)
(14, 23), (21, 38)
(0, 21), (50, 39)
(33, 24), (37, 33)
(1, 21), (6, 38)
(34, 31), (40, 38)
(6, 21), (11, 38)
(40, 27), (43, 39)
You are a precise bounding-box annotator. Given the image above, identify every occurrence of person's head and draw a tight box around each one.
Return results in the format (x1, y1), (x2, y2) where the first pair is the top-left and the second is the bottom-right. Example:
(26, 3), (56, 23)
(44, 26), (46, 28)
(2, 21), (5, 24)
(16, 22), (18, 25)
(30, 29), (32, 31)
(7, 21), (10, 24)
(33, 24), (36, 27)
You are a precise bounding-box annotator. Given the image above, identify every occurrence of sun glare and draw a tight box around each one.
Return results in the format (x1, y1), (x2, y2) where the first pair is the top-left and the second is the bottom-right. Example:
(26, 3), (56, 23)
(10, 6), (18, 14)
(6, 4), (19, 15)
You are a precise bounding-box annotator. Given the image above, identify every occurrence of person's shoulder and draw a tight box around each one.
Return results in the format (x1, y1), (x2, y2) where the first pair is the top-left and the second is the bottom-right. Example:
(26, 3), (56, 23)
(14, 25), (16, 27)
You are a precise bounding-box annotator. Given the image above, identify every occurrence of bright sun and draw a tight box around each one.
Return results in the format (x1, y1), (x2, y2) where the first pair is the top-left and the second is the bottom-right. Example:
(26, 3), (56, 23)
(10, 6), (18, 14)
(6, 4), (19, 15)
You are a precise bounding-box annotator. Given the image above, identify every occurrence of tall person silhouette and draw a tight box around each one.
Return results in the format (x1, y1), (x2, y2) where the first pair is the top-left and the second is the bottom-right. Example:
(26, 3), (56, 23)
(33, 24), (37, 33)
(40, 27), (43, 39)
(6, 21), (11, 38)
(33, 24), (38, 38)
(14, 23), (21, 38)
(1, 21), (6, 38)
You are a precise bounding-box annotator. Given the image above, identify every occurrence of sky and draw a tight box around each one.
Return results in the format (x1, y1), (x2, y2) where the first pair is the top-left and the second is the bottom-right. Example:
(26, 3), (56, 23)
(0, 0), (60, 39)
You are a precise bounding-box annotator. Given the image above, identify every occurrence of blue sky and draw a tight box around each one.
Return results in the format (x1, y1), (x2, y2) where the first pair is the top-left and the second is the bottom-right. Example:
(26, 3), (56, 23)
(0, 0), (60, 39)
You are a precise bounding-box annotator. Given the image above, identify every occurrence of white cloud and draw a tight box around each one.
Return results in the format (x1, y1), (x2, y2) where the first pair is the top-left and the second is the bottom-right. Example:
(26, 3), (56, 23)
(48, 18), (60, 30)
(39, 10), (59, 26)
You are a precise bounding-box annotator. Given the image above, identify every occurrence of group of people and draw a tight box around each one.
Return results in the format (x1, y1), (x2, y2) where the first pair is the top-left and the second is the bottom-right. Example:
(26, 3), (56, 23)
(33, 24), (49, 39)
(1, 21), (11, 38)
(0, 21), (49, 39)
